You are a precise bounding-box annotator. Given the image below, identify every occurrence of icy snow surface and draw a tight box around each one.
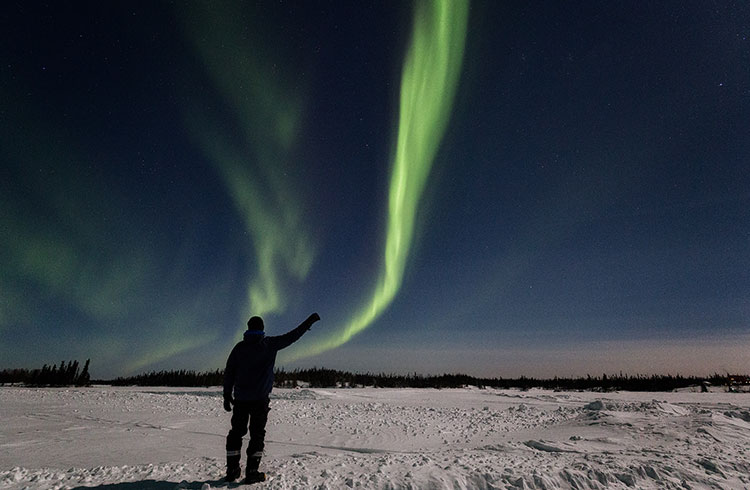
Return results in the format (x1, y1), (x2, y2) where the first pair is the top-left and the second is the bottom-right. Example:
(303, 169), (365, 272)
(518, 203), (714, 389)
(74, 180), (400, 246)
(1, 386), (749, 489)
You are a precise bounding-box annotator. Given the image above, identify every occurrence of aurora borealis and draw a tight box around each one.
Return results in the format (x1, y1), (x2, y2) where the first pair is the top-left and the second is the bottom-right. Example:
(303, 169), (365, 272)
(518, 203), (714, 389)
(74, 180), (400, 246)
(2, 2), (749, 378)
(287, 0), (469, 361)
(181, 0), (315, 319)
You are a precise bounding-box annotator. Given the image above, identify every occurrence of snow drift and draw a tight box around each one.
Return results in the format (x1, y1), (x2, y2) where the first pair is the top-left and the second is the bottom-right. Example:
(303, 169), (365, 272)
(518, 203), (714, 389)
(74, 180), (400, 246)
(1, 386), (749, 489)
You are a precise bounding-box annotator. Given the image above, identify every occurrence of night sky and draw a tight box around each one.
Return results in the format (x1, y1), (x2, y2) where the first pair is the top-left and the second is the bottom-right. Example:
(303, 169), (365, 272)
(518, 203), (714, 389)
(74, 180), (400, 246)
(2, 1), (748, 379)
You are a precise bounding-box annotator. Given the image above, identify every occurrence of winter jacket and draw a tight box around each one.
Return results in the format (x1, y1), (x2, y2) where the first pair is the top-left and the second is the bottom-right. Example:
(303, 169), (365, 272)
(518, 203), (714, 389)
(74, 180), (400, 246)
(223, 318), (314, 401)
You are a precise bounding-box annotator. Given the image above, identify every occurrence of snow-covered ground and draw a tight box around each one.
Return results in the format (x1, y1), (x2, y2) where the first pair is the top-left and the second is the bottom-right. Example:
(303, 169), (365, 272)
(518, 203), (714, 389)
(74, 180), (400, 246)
(1, 386), (749, 489)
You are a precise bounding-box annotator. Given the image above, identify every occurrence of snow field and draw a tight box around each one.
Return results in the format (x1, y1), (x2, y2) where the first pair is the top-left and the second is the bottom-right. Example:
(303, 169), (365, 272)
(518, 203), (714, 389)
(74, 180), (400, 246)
(1, 386), (749, 489)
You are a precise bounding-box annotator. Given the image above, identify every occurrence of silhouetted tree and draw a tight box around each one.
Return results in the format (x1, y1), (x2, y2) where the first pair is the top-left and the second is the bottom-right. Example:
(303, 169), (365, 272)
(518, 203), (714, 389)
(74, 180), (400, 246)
(76, 359), (91, 386)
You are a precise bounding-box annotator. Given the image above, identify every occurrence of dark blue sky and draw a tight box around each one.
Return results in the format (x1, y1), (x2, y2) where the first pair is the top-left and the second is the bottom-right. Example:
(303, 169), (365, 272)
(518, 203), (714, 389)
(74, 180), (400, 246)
(2, 1), (748, 378)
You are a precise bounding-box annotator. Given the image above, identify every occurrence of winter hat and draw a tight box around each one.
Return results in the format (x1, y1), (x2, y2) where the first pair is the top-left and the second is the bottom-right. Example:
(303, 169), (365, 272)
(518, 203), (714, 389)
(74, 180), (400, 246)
(247, 316), (264, 332)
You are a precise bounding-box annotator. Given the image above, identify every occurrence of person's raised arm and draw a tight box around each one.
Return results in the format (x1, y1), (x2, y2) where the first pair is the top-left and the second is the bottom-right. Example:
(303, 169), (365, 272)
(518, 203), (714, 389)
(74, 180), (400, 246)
(271, 313), (320, 351)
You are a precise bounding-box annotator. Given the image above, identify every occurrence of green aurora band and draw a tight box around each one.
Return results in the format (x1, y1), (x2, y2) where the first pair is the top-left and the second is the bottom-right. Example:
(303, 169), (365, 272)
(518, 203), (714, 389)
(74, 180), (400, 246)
(0, 93), (223, 374)
(286, 0), (469, 361)
(182, 0), (315, 318)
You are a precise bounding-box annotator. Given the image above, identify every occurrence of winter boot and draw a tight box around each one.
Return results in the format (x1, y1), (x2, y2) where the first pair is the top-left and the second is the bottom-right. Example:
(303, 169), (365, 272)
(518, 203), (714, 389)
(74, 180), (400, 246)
(224, 452), (242, 482)
(244, 452), (264, 483)
(244, 470), (266, 484)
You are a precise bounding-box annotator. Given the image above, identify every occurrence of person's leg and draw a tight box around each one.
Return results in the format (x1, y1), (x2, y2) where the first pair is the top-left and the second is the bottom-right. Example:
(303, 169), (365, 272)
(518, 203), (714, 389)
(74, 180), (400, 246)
(225, 401), (250, 480)
(246, 398), (270, 475)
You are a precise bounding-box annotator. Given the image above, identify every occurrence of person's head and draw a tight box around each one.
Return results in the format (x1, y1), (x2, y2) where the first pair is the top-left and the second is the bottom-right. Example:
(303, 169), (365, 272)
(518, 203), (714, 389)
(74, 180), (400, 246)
(247, 316), (264, 332)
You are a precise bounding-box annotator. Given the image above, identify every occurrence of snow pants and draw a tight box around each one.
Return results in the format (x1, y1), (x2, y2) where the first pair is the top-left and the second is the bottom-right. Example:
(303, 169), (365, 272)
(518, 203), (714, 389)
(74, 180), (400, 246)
(226, 398), (270, 471)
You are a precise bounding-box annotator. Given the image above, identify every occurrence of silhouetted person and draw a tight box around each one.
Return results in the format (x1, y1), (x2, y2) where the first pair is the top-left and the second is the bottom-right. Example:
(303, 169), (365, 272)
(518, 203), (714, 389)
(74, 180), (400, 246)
(223, 313), (320, 483)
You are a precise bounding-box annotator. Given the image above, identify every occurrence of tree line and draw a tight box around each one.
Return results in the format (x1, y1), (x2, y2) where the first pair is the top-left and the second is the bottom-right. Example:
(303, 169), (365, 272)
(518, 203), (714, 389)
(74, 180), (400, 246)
(107, 367), (740, 392)
(0, 359), (90, 386)
(2, 362), (745, 391)
(107, 369), (224, 387)
(273, 368), (736, 391)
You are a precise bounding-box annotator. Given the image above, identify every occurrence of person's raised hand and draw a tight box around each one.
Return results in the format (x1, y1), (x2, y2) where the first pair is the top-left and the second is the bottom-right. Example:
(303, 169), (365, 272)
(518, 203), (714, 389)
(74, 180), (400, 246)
(309, 313), (320, 323)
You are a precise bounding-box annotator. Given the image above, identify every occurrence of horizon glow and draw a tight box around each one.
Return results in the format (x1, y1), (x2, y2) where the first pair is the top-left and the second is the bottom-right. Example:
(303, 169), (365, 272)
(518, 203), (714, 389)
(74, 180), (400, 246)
(285, 0), (470, 362)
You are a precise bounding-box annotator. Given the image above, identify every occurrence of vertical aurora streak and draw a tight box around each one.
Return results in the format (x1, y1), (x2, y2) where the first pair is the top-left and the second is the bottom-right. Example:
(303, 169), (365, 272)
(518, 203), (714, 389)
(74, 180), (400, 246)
(286, 0), (469, 361)
(181, 0), (315, 319)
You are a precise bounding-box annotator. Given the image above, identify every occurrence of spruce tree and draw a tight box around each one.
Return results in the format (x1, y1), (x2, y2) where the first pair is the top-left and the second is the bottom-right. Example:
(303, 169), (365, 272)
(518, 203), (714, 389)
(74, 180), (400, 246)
(77, 359), (90, 386)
